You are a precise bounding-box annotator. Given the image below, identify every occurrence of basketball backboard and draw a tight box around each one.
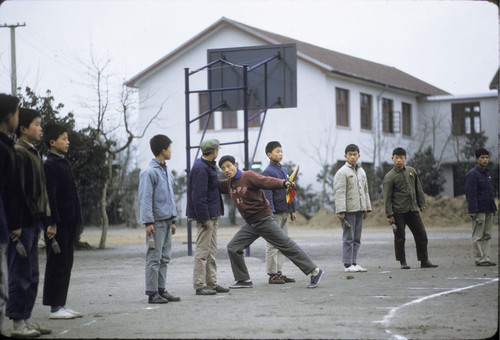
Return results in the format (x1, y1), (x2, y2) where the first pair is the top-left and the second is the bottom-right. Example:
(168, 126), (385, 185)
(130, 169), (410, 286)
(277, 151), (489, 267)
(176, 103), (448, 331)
(207, 44), (297, 111)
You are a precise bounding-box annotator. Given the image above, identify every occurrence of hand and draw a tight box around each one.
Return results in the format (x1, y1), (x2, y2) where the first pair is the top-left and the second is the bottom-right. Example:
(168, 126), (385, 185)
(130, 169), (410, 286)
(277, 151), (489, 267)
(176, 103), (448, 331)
(494, 211), (498, 216)
(387, 216), (395, 224)
(337, 213), (345, 220)
(420, 206), (426, 213)
(290, 212), (296, 222)
(46, 225), (57, 239)
(201, 221), (209, 229)
(363, 212), (369, 219)
(285, 181), (295, 189)
(10, 228), (21, 242)
(469, 213), (477, 219)
(172, 224), (176, 235)
(146, 224), (155, 236)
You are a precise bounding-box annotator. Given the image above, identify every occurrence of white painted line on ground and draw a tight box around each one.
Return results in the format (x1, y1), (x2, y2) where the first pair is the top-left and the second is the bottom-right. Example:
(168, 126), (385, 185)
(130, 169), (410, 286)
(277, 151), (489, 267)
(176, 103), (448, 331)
(83, 320), (97, 326)
(144, 306), (161, 310)
(373, 277), (498, 340)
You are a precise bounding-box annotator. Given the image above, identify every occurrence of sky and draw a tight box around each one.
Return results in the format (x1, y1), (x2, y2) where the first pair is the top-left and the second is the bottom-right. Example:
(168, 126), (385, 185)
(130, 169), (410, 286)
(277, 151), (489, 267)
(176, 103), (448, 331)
(0, 0), (498, 124)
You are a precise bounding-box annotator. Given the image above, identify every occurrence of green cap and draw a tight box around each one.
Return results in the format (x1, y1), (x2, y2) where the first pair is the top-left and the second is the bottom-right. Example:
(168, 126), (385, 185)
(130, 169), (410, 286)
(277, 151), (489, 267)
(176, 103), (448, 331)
(200, 139), (220, 154)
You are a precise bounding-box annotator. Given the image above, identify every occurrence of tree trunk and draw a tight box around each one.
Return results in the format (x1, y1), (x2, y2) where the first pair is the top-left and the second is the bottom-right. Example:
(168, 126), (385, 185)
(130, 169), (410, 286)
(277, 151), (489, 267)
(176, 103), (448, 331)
(98, 152), (114, 249)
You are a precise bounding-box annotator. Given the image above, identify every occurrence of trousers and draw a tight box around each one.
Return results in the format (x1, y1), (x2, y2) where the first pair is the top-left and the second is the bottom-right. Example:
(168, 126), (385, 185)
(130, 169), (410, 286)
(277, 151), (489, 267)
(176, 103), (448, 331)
(266, 213), (289, 274)
(471, 212), (493, 264)
(145, 219), (173, 296)
(342, 212), (364, 265)
(393, 211), (428, 262)
(227, 215), (316, 281)
(193, 219), (219, 290)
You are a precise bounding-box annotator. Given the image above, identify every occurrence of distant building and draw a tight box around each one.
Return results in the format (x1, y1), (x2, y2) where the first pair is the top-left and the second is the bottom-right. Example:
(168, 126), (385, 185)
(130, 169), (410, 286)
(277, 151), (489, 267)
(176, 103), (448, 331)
(125, 17), (498, 205)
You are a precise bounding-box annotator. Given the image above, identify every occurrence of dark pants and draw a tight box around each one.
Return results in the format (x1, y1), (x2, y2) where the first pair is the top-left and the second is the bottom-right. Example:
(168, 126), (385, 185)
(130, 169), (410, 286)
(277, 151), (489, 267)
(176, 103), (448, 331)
(6, 221), (41, 321)
(393, 211), (429, 262)
(43, 222), (77, 307)
(227, 215), (316, 281)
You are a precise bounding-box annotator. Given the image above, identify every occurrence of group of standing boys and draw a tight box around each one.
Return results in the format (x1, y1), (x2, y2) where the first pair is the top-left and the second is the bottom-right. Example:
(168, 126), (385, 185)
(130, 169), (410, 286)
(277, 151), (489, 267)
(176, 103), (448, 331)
(0, 94), (82, 338)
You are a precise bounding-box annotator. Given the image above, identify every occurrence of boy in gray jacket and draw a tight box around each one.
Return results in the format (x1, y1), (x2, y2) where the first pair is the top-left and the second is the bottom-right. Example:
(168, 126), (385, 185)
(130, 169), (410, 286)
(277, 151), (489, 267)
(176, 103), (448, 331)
(333, 144), (371, 272)
(139, 135), (180, 304)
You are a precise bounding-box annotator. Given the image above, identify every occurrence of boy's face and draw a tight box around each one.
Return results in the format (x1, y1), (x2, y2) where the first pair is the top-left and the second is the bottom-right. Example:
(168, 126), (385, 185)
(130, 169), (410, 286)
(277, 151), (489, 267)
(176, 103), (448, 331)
(220, 160), (238, 179)
(267, 146), (283, 163)
(6, 108), (19, 133)
(22, 117), (42, 143)
(392, 154), (406, 169)
(162, 144), (172, 160)
(477, 154), (489, 167)
(345, 150), (360, 165)
(50, 132), (70, 155)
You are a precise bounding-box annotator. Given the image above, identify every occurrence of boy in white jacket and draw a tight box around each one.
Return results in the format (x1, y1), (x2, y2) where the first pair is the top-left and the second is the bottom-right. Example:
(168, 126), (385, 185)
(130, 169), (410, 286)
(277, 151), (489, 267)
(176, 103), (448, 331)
(333, 144), (372, 272)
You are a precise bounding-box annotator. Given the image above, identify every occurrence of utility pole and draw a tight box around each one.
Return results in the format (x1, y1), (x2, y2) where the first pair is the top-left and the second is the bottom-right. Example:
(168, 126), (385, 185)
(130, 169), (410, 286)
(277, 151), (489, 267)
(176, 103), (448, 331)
(1, 22), (26, 95)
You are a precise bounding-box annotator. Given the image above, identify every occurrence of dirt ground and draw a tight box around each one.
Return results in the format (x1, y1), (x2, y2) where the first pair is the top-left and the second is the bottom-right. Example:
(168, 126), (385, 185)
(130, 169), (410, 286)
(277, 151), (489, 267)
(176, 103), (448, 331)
(1, 218), (498, 339)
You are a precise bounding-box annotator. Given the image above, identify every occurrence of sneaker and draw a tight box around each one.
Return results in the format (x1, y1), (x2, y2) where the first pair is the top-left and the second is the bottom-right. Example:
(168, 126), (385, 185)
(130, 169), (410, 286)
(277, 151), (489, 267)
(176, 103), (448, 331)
(344, 265), (358, 272)
(307, 268), (324, 288)
(195, 287), (217, 295)
(212, 285), (230, 293)
(50, 308), (79, 319)
(400, 262), (411, 269)
(148, 293), (169, 304)
(229, 281), (253, 289)
(160, 290), (181, 302)
(64, 307), (83, 318)
(11, 323), (40, 338)
(354, 264), (367, 272)
(268, 274), (285, 284)
(25, 320), (52, 334)
(487, 261), (496, 266)
(278, 272), (296, 283)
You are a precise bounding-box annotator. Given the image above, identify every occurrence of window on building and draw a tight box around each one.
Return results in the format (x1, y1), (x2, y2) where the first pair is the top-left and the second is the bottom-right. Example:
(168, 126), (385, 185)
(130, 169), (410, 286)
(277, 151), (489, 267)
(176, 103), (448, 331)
(199, 93), (214, 130)
(382, 98), (400, 133)
(360, 93), (372, 130)
(402, 102), (412, 136)
(336, 88), (349, 127)
(452, 102), (481, 135)
(248, 109), (261, 127)
(222, 110), (237, 129)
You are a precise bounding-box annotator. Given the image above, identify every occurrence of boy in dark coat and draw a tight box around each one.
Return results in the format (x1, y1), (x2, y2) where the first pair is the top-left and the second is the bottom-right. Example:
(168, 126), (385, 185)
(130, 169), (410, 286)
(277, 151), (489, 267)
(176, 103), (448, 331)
(465, 148), (498, 266)
(42, 123), (83, 319)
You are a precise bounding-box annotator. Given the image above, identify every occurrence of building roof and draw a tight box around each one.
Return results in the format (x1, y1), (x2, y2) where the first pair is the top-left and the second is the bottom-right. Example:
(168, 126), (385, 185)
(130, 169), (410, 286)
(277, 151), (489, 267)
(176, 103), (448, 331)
(489, 69), (499, 90)
(125, 17), (449, 96)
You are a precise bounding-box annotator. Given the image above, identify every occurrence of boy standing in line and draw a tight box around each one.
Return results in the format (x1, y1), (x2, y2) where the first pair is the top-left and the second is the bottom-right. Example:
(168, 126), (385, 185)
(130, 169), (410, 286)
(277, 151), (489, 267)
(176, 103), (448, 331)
(0, 94), (20, 335)
(187, 139), (229, 296)
(7, 108), (52, 337)
(262, 141), (297, 284)
(333, 144), (371, 272)
(42, 124), (83, 319)
(139, 135), (180, 304)
(465, 148), (497, 266)
(382, 147), (438, 270)
(218, 155), (324, 289)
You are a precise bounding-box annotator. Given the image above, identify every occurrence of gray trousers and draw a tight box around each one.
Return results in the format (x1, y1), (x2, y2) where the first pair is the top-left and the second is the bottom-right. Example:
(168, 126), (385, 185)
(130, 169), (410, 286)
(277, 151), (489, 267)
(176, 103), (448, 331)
(342, 212), (364, 265)
(0, 243), (7, 329)
(145, 219), (173, 295)
(227, 215), (316, 281)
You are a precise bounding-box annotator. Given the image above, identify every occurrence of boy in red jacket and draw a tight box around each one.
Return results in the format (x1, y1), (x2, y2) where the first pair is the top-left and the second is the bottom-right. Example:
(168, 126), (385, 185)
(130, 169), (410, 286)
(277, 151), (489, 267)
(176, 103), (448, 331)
(218, 155), (324, 289)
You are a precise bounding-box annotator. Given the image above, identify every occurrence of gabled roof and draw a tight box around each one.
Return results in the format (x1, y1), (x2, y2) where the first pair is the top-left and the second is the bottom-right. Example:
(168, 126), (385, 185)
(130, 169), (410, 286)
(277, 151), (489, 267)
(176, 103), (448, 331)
(125, 17), (449, 96)
(489, 69), (498, 90)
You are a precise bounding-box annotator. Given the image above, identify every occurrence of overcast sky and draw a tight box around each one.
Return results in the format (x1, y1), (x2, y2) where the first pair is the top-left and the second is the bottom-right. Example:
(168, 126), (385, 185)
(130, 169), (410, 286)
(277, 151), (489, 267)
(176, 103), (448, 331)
(0, 0), (498, 120)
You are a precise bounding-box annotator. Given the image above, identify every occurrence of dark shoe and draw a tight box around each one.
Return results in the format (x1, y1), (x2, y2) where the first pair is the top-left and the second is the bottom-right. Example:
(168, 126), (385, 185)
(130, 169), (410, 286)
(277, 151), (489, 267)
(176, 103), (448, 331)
(229, 281), (253, 289)
(148, 293), (168, 304)
(421, 260), (438, 268)
(477, 261), (490, 266)
(278, 272), (296, 283)
(160, 290), (181, 302)
(400, 262), (411, 269)
(307, 268), (324, 288)
(212, 285), (230, 293)
(196, 287), (217, 295)
(487, 261), (496, 266)
(268, 274), (285, 284)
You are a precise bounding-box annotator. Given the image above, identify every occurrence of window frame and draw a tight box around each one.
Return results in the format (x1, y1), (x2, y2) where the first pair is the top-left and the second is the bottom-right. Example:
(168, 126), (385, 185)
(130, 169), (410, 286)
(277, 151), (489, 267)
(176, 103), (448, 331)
(336, 87), (350, 127)
(360, 93), (372, 130)
(402, 102), (412, 137)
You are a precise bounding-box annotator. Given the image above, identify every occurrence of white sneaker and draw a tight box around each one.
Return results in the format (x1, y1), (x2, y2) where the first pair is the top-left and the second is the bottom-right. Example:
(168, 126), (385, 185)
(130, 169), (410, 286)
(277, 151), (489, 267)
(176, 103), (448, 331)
(50, 308), (78, 319)
(344, 266), (358, 272)
(354, 264), (367, 272)
(64, 307), (83, 318)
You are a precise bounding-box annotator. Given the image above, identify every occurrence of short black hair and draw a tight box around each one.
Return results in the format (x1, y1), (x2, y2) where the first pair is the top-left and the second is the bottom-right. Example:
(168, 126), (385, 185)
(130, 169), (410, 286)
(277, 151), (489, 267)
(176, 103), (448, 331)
(44, 123), (67, 148)
(16, 108), (41, 138)
(345, 144), (359, 154)
(475, 148), (490, 159)
(392, 147), (406, 157)
(150, 134), (172, 156)
(0, 93), (20, 123)
(265, 141), (281, 155)
(218, 155), (236, 168)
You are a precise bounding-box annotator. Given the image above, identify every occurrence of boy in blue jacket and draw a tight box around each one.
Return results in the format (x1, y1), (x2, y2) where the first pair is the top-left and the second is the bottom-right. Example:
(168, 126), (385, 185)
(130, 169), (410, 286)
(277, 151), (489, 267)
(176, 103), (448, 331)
(262, 141), (297, 284)
(139, 135), (180, 304)
(465, 148), (498, 266)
